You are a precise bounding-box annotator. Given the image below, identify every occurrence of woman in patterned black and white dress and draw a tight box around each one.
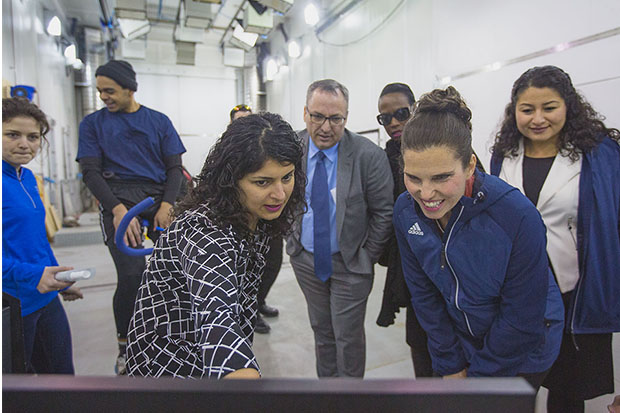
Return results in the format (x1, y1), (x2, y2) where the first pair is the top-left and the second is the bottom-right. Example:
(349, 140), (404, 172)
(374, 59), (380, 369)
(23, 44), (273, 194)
(126, 113), (306, 379)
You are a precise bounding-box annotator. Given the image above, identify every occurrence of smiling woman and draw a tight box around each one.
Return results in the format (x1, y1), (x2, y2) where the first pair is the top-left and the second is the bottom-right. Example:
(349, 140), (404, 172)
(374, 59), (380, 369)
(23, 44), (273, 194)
(393, 86), (564, 391)
(491, 65), (620, 412)
(126, 112), (306, 379)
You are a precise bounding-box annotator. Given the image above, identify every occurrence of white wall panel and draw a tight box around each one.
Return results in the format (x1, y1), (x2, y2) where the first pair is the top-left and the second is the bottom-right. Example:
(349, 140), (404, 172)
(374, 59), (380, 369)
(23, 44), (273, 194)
(266, 0), (620, 168)
(134, 71), (236, 176)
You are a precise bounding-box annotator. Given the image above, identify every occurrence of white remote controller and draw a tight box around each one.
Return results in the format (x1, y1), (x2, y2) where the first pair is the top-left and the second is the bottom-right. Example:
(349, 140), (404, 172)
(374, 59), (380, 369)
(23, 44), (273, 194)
(55, 268), (96, 282)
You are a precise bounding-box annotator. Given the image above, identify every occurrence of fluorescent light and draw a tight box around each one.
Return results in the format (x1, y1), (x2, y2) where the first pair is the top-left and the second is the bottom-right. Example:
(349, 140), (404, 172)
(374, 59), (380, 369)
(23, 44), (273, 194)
(64, 44), (76, 64)
(304, 4), (319, 26)
(72, 58), (84, 70)
(265, 58), (278, 81)
(47, 16), (61, 36)
(288, 40), (301, 58)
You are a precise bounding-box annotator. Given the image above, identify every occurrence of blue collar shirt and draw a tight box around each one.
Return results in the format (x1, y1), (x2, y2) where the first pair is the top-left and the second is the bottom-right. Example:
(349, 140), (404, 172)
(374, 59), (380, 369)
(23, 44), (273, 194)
(301, 139), (339, 254)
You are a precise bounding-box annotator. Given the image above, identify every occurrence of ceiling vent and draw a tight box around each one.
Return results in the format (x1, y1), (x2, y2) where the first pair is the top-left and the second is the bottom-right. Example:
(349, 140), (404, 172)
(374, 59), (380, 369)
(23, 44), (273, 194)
(176, 41), (196, 65)
(185, 0), (217, 29)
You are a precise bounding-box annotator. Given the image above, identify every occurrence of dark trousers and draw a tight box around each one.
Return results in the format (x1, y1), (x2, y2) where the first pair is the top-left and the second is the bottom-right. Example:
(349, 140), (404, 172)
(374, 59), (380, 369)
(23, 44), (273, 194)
(257, 237), (283, 306)
(405, 304), (433, 378)
(22, 297), (74, 374)
(100, 181), (163, 340)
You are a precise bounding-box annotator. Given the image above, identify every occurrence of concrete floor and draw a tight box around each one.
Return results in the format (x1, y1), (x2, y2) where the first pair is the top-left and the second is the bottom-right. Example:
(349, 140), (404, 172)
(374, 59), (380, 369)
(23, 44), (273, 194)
(52, 231), (619, 412)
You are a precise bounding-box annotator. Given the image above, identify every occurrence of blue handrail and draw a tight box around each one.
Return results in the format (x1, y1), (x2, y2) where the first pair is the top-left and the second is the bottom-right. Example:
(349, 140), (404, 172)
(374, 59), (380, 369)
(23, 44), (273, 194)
(114, 197), (156, 256)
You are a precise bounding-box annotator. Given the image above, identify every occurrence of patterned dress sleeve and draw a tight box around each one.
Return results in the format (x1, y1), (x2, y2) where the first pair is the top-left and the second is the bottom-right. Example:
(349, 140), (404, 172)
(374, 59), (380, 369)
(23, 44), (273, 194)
(178, 221), (259, 378)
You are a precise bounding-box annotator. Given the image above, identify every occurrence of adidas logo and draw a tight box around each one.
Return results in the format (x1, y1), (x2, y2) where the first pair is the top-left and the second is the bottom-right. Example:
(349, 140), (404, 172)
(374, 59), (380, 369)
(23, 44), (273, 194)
(408, 222), (424, 236)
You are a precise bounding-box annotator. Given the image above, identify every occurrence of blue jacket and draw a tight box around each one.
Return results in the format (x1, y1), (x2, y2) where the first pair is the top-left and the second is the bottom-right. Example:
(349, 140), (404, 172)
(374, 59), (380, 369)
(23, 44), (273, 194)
(393, 171), (564, 377)
(491, 138), (620, 334)
(2, 161), (59, 316)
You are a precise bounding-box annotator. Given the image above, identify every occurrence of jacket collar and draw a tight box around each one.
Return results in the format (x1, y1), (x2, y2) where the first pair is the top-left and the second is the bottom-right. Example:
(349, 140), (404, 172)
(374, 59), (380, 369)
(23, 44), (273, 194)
(2, 160), (20, 178)
(499, 140), (581, 209)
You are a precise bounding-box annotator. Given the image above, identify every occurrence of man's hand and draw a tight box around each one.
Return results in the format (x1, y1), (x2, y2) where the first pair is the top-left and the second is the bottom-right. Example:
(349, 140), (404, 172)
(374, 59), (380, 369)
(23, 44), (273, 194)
(443, 368), (467, 379)
(60, 285), (84, 301)
(112, 203), (142, 247)
(37, 266), (75, 294)
(153, 201), (173, 231)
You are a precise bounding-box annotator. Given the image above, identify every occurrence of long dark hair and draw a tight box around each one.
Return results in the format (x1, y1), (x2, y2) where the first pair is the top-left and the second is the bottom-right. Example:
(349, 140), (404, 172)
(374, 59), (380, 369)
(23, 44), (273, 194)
(174, 112), (306, 238)
(402, 86), (473, 168)
(492, 65), (620, 160)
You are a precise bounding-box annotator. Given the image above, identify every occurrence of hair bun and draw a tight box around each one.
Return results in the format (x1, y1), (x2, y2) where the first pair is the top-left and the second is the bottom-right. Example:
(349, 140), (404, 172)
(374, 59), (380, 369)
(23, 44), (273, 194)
(414, 86), (472, 130)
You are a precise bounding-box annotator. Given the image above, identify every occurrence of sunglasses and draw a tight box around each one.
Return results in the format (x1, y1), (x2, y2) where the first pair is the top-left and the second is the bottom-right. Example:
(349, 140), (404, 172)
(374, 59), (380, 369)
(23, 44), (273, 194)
(233, 104), (251, 112)
(376, 107), (411, 126)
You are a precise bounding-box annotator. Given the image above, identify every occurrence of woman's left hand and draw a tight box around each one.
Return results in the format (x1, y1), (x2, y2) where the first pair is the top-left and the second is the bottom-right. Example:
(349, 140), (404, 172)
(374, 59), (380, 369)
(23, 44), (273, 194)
(153, 201), (173, 231)
(60, 285), (84, 301)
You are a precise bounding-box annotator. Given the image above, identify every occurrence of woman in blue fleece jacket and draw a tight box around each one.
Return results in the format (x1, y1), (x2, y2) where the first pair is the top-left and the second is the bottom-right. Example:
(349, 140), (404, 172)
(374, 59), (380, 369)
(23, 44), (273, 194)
(491, 65), (620, 413)
(2, 97), (81, 374)
(393, 87), (563, 390)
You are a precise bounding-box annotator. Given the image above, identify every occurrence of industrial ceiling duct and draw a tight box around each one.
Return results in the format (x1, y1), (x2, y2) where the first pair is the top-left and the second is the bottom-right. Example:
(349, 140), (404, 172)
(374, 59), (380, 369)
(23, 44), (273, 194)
(257, 0), (294, 14)
(185, 0), (216, 29)
(116, 0), (147, 19)
(146, 0), (180, 21)
(243, 2), (274, 35)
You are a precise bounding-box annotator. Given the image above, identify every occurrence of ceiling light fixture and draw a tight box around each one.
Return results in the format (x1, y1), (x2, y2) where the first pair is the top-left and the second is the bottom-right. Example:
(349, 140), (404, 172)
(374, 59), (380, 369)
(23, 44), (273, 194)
(304, 4), (319, 26)
(287, 40), (301, 58)
(46, 15), (62, 36)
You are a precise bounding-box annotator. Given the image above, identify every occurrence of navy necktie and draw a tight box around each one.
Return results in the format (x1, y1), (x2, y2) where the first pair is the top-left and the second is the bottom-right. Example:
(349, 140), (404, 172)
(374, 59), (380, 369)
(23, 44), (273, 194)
(311, 151), (332, 282)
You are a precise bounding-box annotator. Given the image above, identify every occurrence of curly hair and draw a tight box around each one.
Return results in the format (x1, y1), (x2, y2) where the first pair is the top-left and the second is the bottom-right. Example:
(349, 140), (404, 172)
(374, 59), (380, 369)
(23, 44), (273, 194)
(402, 86), (473, 168)
(2, 97), (50, 141)
(492, 65), (620, 160)
(174, 112), (306, 238)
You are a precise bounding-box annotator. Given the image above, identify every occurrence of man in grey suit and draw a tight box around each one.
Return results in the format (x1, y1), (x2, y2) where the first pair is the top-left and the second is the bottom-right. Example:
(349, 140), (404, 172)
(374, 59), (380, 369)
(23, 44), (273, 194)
(287, 79), (394, 377)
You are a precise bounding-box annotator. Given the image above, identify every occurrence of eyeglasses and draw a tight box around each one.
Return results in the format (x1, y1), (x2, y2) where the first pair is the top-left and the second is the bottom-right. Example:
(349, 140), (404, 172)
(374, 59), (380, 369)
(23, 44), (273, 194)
(309, 112), (346, 126)
(376, 107), (411, 126)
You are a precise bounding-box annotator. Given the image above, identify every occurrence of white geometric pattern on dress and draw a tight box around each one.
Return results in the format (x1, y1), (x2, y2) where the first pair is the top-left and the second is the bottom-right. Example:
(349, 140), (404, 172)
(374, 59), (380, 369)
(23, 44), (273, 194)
(125, 206), (269, 379)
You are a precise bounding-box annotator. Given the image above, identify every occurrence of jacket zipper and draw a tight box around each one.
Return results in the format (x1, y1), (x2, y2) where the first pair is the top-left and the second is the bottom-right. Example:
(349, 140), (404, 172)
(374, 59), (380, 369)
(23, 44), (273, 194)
(444, 205), (474, 336)
(18, 169), (38, 208)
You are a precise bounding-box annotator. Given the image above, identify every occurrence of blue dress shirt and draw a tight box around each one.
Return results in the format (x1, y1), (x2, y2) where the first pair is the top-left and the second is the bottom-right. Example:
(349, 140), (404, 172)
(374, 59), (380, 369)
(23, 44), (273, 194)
(301, 140), (339, 254)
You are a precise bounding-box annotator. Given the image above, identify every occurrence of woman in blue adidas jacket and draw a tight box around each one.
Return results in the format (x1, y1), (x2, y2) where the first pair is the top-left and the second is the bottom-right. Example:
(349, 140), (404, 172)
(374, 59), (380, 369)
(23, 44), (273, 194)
(491, 66), (619, 412)
(2, 97), (81, 374)
(393, 87), (563, 389)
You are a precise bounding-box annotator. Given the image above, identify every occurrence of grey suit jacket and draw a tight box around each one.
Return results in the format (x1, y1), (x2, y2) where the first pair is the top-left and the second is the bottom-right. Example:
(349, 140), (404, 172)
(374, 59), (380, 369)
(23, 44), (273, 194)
(286, 129), (394, 275)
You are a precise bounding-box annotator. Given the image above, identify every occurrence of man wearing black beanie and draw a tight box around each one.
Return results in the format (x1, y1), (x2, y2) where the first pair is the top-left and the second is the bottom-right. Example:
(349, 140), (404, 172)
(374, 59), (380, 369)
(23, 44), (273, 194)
(76, 59), (186, 375)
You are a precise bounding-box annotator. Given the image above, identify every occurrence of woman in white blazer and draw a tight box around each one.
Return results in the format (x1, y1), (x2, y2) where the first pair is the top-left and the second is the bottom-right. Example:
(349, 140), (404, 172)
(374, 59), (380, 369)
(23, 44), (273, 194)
(491, 65), (620, 413)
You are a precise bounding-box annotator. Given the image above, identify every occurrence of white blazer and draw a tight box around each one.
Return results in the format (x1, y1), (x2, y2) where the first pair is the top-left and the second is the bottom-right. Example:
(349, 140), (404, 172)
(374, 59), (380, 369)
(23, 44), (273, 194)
(498, 141), (582, 293)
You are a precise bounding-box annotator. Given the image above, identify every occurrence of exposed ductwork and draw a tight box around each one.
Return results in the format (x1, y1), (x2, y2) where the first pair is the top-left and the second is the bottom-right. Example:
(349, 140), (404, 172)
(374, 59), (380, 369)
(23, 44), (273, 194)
(74, 27), (105, 119)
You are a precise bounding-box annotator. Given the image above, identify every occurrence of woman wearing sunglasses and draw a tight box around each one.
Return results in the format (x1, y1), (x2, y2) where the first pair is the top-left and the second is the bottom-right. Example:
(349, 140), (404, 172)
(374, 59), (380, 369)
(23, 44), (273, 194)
(375, 83), (433, 378)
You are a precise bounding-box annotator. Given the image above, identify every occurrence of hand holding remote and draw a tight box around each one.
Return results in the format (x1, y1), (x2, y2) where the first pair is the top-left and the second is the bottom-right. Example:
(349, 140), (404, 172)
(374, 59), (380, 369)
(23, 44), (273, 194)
(55, 268), (96, 282)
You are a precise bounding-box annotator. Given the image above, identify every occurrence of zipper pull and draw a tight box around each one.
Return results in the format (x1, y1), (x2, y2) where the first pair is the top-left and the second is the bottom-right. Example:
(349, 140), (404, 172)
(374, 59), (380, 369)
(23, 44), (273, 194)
(440, 249), (446, 269)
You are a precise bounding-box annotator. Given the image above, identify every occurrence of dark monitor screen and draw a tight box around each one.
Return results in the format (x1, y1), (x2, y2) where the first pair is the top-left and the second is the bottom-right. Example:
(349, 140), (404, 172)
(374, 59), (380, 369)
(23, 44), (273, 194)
(3, 375), (535, 412)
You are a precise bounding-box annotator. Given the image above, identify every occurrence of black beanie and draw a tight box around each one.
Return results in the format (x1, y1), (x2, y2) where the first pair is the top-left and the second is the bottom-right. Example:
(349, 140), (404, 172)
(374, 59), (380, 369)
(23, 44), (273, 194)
(95, 60), (138, 91)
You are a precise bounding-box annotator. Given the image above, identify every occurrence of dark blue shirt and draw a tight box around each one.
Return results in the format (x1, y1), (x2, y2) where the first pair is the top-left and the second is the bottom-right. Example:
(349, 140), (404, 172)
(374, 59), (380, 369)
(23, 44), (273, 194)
(77, 106), (186, 183)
